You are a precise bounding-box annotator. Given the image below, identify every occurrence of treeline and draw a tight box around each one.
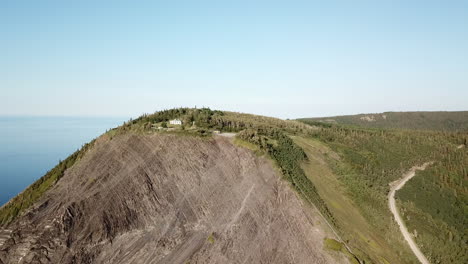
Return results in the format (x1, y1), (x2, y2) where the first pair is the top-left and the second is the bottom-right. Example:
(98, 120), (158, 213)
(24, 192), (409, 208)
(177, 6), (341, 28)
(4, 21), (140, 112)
(211, 112), (311, 133)
(0, 107), (314, 227)
(300, 111), (468, 132)
(125, 108), (337, 231)
(134, 107), (224, 128)
(125, 107), (312, 135)
(237, 128), (335, 225)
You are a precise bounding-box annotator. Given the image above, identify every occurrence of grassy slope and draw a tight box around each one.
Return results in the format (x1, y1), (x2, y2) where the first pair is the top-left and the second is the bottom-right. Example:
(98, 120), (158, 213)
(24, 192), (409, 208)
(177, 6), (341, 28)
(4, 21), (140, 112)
(293, 136), (416, 264)
(300, 120), (467, 264)
(299, 111), (468, 132)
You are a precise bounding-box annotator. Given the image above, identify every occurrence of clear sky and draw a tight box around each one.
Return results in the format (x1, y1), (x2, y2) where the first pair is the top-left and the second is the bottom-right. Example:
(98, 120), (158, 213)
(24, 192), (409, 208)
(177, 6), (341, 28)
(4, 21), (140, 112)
(1, 0), (467, 119)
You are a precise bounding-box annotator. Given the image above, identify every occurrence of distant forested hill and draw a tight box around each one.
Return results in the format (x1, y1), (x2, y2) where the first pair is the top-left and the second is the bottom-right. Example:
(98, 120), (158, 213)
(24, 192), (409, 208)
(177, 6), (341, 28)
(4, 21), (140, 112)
(299, 111), (468, 131)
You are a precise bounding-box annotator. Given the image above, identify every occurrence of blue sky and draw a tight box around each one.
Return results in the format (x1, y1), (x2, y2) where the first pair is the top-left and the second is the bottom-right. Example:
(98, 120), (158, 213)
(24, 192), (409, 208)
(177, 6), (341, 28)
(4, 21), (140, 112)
(1, 0), (467, 119)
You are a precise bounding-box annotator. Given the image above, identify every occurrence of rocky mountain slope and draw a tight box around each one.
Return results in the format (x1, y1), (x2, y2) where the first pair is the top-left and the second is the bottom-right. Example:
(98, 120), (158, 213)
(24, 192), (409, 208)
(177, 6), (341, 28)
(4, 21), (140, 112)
(3, 107), (465, 264)
(0, 132), (344, 264)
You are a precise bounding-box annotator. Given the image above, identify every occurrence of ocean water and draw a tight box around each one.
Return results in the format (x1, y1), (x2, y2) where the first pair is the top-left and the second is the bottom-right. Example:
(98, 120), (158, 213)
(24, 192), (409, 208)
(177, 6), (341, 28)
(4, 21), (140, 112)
(0, 116), (126, 206)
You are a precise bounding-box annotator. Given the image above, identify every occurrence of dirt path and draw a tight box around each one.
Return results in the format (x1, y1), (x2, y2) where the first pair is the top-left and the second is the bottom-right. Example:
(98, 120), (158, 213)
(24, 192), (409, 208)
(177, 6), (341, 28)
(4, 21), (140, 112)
(388, 162), (432, 264)
(215, 132), (237, 138)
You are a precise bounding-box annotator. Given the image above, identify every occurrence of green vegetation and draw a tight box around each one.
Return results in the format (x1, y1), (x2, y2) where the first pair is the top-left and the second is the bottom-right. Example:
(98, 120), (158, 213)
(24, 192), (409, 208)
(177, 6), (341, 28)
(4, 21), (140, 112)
(324, 237), (344, 251)
(300, 119), (467, 264)
(0, 140), (96, 225)
(237, 129), (335, 224)
(324, 238), (361, 264)
(0, 107), (310, 226)
(2, 107), (466, 263)
(207, 233), (215, 244)
(294, 136), (407, 264)
(397, 145), (467, 263)
(123, 107), (311, 135)
(299, 111), (468, 132)
(233, 137), (262, 155)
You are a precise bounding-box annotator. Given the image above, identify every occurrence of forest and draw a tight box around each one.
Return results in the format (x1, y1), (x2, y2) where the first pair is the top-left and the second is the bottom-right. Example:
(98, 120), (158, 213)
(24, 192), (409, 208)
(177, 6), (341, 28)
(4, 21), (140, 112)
(299, 111), (468, 132)
(301, 119), (467, 264)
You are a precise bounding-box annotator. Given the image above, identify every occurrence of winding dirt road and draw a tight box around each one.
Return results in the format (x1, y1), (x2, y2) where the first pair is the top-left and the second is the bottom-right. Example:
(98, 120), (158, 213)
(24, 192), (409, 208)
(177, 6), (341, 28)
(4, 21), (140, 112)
(388, 162), (432, 264)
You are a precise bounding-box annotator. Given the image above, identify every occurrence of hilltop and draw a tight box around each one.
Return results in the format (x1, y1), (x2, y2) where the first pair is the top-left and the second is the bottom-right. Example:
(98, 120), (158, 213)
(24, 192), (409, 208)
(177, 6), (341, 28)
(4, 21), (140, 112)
(299, 111), (468, 131)
(0, 108), (466, 264)
(0, 109), (349, 264)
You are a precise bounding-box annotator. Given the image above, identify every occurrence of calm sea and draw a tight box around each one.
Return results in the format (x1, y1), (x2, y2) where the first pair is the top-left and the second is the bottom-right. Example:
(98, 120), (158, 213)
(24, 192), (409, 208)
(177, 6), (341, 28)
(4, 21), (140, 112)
(0, 116), (126, 206)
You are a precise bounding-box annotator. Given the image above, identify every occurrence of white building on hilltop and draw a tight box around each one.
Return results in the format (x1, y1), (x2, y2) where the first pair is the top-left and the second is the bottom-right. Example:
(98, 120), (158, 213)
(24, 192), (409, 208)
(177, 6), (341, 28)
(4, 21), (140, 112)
(169, 119), (182, 125)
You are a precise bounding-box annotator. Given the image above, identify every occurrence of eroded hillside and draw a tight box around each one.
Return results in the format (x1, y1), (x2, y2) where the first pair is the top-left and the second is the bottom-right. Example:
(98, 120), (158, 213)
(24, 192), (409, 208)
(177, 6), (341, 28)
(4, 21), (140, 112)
(0, 133), (345, 264)
(3, 108), (464, 264)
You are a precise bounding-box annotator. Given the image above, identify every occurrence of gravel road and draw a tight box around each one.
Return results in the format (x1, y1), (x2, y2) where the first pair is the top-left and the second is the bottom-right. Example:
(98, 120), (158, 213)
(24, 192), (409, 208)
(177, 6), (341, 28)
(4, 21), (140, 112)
(388, 162), (432, 264)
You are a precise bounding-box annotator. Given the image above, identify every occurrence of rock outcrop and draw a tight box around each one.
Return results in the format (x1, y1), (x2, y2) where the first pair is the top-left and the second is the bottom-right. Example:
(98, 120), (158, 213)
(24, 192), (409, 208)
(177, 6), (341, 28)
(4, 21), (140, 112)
(0, 133), (342, 264)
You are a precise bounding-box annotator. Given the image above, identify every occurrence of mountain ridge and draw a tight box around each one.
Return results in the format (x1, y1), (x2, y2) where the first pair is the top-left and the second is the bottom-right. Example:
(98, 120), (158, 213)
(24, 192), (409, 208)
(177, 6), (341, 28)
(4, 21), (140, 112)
(1, 108), (466, 264)
(299, 111), (468, 131)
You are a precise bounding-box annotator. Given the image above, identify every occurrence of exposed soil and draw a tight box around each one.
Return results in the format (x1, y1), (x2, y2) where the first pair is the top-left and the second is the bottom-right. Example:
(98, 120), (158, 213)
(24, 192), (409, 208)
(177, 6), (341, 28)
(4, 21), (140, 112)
(0, 133), (343, 264)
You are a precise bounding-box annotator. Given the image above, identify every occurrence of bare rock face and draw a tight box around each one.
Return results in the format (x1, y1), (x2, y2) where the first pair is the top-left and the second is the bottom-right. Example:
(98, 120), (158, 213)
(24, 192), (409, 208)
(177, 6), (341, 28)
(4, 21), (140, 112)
(0, 133), (342, 264)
